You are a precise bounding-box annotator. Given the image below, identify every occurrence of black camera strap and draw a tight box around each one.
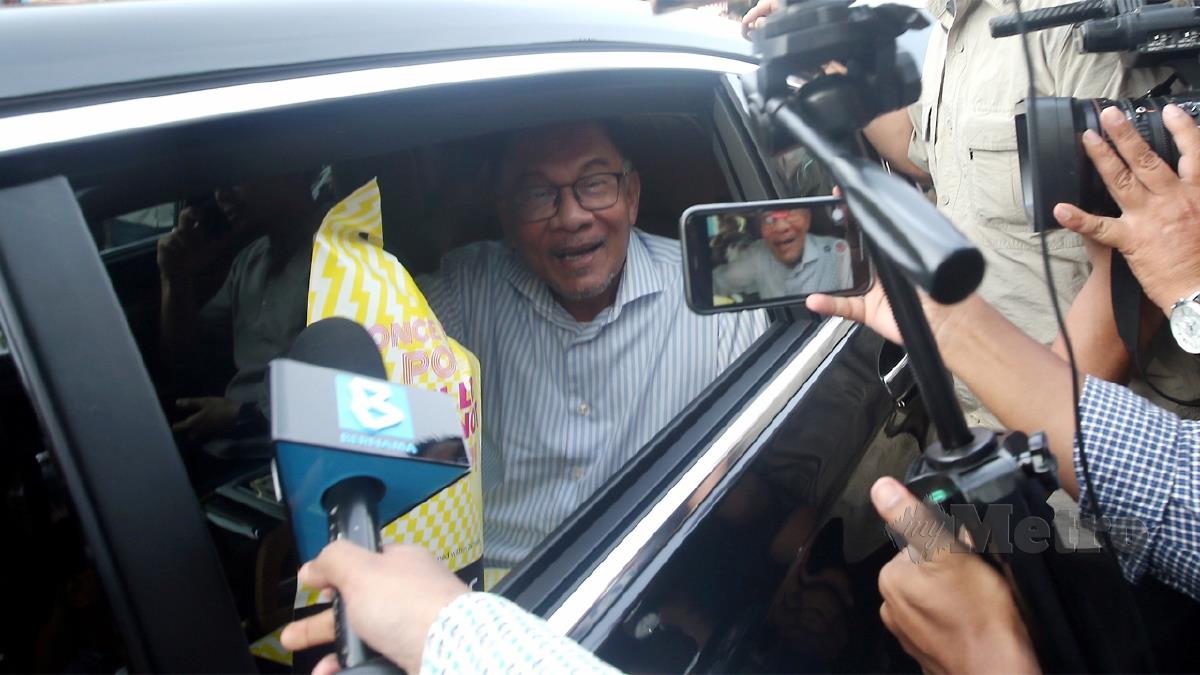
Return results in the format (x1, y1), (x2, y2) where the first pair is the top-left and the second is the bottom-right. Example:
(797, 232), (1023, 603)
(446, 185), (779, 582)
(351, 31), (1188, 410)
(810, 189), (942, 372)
(1111, 249), (1200, 406)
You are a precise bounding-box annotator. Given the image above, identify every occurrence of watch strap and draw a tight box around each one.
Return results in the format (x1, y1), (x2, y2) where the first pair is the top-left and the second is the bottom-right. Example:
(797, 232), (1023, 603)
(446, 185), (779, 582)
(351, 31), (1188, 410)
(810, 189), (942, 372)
(1112, 250), (1200, 406)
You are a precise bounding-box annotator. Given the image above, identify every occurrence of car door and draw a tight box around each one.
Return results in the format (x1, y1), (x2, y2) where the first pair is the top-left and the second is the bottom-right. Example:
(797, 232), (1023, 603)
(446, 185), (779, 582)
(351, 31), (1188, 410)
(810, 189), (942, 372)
(0, 28), (792, 673)
(498, 75), (923, 673)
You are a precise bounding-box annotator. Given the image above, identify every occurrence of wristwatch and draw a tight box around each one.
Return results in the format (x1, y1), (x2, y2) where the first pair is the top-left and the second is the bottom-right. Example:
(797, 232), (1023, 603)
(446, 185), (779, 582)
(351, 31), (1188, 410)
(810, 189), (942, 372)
(1169, 290), (1200, 354)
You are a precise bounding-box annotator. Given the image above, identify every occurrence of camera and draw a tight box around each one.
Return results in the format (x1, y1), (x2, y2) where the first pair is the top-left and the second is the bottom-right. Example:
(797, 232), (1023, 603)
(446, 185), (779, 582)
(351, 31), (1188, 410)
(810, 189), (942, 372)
(997, 0), (1200, 230)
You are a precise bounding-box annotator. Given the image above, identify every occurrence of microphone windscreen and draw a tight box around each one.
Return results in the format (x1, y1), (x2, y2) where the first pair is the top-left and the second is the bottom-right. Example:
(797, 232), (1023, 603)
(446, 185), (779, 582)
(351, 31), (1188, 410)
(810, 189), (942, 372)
(288, 317), (386, 379)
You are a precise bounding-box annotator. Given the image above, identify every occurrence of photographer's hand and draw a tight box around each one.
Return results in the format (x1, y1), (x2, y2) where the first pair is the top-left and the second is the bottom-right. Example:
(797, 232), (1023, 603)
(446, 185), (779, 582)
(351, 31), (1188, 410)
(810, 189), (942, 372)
(1053, 104), (1200, 314)
(809, 287), (1084, 497)
(741, 0), (779, 37)
(872, 477), (1041, 675)
(806, 280), (963, 347)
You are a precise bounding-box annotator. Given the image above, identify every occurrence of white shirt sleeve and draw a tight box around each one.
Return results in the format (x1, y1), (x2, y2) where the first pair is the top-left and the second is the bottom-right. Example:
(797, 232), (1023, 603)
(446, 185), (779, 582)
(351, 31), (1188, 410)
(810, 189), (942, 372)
(421, 592), (623, 675)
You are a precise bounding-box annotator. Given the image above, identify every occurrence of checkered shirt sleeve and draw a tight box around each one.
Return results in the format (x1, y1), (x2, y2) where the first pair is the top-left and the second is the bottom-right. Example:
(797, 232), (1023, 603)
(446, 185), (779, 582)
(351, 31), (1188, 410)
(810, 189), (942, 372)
(421, 593), (621, 674)
(1075, 376), (1200, 602)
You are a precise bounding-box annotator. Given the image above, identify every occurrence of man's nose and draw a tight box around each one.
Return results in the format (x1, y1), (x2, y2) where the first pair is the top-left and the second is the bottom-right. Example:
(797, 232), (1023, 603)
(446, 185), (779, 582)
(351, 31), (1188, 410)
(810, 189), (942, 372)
(551, 187), (593, 231)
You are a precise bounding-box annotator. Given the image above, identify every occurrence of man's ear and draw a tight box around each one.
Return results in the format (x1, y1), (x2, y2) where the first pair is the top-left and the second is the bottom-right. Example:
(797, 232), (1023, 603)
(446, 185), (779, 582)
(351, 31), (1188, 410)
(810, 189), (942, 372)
(625, 170), (642, 226)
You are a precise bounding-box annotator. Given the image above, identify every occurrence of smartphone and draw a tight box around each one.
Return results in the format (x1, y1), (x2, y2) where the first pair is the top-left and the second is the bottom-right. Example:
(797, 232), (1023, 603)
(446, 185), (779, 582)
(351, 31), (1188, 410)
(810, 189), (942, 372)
(680, 195), (872, 314)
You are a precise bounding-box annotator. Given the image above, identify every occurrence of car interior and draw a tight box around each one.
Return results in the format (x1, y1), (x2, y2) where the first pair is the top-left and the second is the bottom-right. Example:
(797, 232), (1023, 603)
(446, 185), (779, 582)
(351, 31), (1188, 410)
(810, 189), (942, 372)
(0, 68), (838, 672)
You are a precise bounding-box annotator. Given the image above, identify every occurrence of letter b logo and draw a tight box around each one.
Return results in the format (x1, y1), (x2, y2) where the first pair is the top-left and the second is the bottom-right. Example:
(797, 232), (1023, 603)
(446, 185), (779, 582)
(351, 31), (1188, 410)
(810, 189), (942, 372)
(336, 375), (415, 439)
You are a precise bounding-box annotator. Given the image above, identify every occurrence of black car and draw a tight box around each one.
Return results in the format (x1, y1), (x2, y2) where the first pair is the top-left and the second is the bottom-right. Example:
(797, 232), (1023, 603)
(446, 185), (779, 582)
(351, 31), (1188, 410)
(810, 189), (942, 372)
(0, 1), (930, 671)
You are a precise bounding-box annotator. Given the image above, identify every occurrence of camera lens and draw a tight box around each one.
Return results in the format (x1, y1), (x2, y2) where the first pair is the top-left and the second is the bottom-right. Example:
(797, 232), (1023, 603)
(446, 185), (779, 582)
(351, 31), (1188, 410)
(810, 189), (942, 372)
(1015, 95), (1200, 232)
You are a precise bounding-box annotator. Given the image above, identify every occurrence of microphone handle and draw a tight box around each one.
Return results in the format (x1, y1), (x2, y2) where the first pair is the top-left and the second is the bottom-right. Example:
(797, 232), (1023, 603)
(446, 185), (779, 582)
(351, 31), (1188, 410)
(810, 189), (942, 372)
(989, 0), (1111, 37)
(323, 478), (387, 670)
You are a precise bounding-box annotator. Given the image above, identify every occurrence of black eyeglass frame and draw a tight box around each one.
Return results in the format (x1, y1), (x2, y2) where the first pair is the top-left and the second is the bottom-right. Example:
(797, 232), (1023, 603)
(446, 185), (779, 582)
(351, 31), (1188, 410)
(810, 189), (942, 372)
(504, 167), (632, 223)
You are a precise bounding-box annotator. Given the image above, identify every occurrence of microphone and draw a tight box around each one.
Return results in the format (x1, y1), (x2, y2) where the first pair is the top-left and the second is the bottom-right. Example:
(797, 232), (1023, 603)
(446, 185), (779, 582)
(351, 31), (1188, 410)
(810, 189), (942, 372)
(270, 317), (470, 671)
(989, 0), (1112, 37)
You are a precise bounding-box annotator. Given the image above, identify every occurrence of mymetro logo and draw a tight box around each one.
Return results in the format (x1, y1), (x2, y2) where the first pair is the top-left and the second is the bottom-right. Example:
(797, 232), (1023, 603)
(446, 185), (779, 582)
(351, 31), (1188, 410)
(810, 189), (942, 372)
(335, 374), (415, 439)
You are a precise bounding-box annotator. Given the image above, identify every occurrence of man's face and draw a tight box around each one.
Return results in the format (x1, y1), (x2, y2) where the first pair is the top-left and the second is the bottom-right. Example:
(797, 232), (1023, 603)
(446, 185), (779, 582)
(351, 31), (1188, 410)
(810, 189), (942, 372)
(498, 123), (640, 311)
(214, 174), (311, 238)
(761, 208), (812, 266)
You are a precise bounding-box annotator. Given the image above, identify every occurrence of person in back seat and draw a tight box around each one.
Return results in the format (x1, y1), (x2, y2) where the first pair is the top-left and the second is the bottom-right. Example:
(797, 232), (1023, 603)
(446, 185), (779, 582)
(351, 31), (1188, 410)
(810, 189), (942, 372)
(158, 172), (323, 448)
(415, 121), (767, 567)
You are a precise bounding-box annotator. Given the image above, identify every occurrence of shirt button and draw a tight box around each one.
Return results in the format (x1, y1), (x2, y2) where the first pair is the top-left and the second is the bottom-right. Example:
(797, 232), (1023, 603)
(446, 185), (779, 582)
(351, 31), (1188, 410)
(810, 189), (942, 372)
(940, 195), (950, 205)
(572, 467), (585, 480)
(577, 402), (591, 416)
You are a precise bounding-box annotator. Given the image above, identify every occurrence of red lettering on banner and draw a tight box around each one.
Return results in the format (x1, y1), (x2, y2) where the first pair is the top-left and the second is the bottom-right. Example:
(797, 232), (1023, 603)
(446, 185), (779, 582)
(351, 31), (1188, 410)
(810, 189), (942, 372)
(431, 345), (456, 378)
(458, 379), (474, 411)
(367, 324), (389, 348)
(412, 319), (430, 342)
(458, 379), (477, 437)
(391, 322), (411, 346)
(402, 351), (429, 383)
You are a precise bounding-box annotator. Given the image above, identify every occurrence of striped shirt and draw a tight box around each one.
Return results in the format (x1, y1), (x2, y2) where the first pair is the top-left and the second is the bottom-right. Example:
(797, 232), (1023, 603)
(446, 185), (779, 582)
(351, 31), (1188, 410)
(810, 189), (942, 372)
(421, 229), (767, 567)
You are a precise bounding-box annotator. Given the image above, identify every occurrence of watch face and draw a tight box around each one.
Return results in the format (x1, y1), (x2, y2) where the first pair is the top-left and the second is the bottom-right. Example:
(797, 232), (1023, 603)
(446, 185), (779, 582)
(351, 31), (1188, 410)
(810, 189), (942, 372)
(1171, 301), (1200, 354)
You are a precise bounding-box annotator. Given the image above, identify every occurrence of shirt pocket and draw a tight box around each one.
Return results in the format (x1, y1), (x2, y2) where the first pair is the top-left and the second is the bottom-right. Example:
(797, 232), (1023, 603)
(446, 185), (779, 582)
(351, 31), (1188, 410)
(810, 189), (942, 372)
(966, 118), (1027, 232)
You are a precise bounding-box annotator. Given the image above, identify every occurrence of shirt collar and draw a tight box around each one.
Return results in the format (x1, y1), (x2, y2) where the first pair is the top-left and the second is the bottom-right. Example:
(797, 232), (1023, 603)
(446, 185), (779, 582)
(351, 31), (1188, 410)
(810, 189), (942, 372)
(500, 228), (666, 330)
(611, 229), (666, 315)
(928, 0), (1004, 26)
(799, 234), (823, 268)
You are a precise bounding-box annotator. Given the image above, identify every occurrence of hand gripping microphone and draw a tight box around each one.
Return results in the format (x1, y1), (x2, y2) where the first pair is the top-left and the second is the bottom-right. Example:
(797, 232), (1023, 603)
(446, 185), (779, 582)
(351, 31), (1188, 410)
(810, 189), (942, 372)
(270, 317), (470, 672)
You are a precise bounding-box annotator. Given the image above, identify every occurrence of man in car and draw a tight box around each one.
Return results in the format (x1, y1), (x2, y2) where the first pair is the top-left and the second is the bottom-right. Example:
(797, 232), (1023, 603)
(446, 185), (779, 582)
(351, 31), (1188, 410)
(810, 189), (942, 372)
(158, 172), (323, 447)
(417, 121), (767, 567)
(713, 208), (852, 299)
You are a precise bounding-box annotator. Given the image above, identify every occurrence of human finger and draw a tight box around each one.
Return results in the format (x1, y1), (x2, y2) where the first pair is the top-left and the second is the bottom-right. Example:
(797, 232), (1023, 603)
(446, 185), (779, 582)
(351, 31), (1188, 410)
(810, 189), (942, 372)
(1164, 104), (1200, 183)
(806, 293), (866, 323)
(171, 410), (203, 434)
(871, 476), (955, 563)
(311, 652), (342, 675)
(298, 540), (377, 596)
(879, 600), (897, 634)
(1081, 125), (1147, 210)
(177, 206), (199, 230)
(280, 609), (335, 652)
(822, 61), (848, 75)
(741, 0), (776, 37)
(1052, 203), (1126, 250)
(175, 397), (205, 411)
(1100, 105), (1178, 194)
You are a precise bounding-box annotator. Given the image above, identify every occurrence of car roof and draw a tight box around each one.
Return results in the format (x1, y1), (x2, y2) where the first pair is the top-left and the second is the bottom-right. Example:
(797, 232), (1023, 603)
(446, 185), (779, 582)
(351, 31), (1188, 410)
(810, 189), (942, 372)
(0, 0), (752, 104)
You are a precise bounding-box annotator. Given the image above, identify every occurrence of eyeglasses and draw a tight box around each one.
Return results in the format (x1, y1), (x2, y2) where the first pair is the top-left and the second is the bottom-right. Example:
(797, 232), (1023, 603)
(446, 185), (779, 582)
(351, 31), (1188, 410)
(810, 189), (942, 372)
(506, 170), (629, 223)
